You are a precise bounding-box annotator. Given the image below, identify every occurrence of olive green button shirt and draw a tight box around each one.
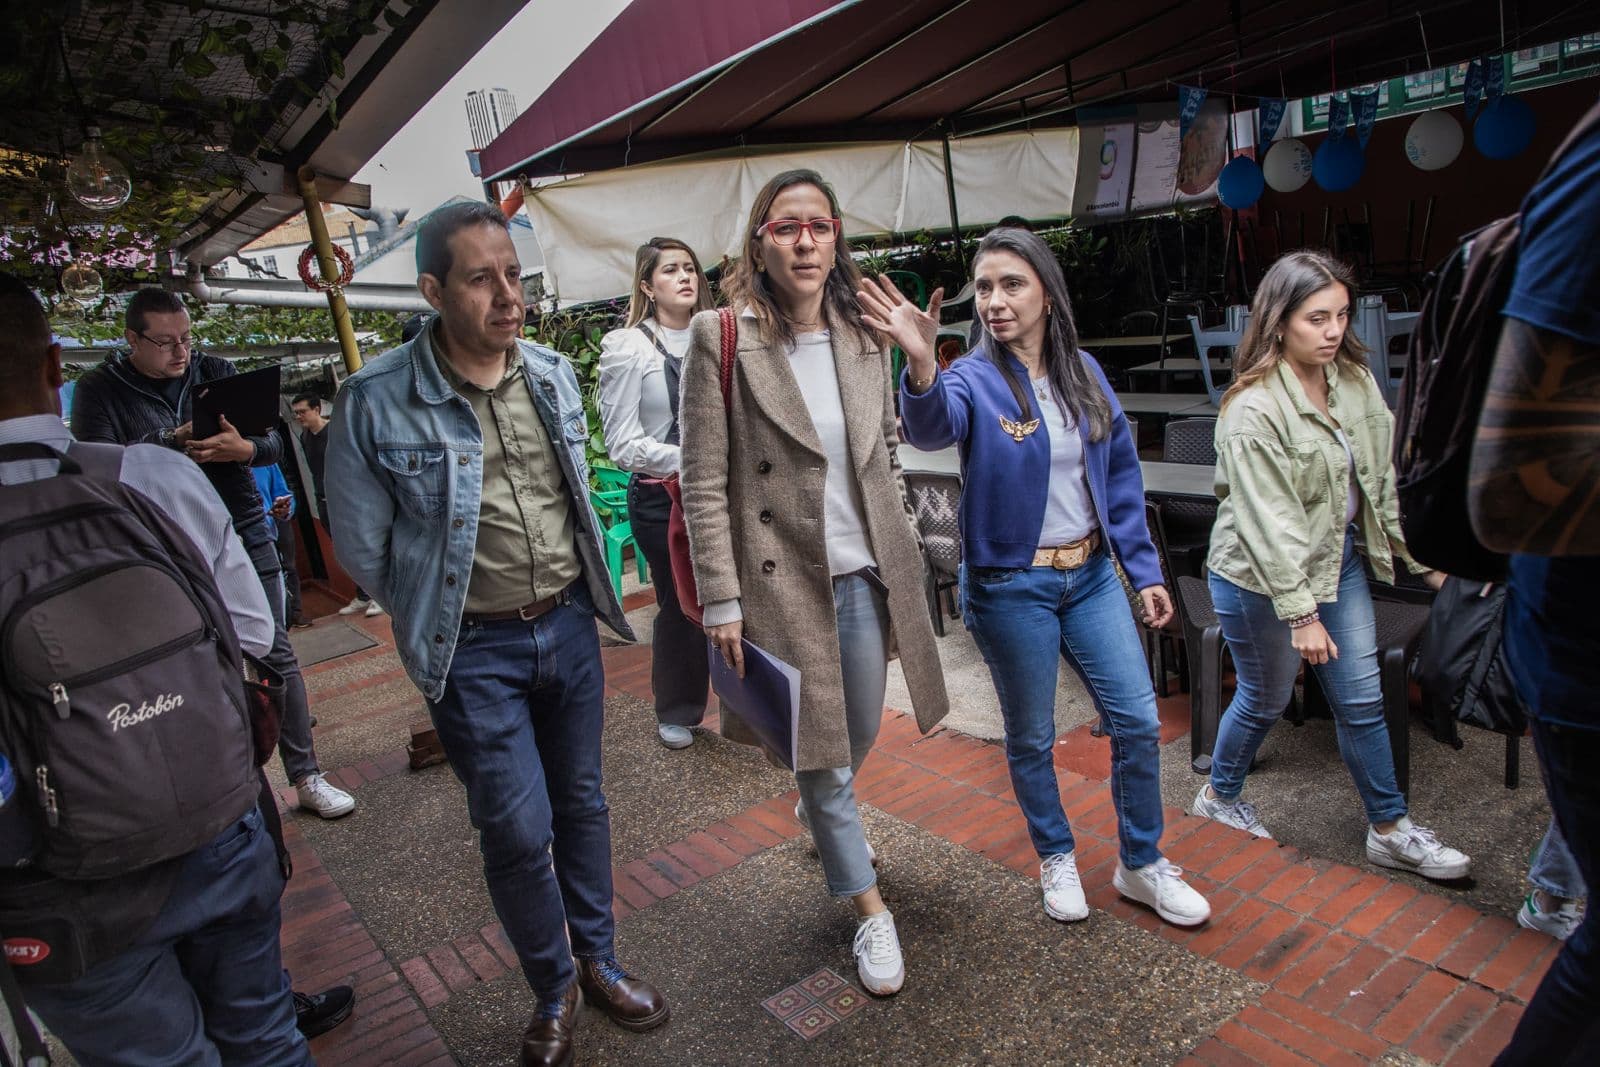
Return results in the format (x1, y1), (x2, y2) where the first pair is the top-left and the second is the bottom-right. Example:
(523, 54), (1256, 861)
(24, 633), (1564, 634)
(435, 342), (581, 613)
(1207, 359), (1427, 620)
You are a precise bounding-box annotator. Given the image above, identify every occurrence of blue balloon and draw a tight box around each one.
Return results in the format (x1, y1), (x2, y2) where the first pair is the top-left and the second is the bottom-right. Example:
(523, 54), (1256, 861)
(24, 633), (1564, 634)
(1312, 137), (1365, 192)
(1474, 95), (1536, 160)
(1217, 156), (1265, 209)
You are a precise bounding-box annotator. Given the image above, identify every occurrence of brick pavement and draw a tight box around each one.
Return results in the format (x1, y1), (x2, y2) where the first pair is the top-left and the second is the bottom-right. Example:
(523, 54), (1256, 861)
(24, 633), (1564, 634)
(276, 608), (1559, 1066)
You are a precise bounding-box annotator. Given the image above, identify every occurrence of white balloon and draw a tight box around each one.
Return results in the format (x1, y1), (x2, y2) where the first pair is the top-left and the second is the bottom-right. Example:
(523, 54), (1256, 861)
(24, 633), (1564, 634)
(1263, 139), (1313, 192)
(1405, 110), (1464, 171)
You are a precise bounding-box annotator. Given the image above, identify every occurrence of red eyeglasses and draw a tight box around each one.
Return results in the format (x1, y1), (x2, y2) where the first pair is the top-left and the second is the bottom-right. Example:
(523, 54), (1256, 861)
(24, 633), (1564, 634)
(755, 217), (842, 245)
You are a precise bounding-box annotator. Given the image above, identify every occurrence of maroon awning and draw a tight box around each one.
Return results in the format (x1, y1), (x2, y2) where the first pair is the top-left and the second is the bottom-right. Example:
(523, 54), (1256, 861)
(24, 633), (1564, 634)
(482, 0), (1598, 182)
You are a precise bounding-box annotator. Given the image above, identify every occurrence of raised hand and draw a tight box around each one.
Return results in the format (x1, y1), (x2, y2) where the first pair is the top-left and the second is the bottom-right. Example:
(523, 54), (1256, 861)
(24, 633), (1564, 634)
(857, 275), (943, 368)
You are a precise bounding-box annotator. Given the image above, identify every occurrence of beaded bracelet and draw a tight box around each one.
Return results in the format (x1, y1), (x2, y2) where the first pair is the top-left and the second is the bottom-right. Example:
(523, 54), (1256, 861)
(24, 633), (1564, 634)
(1287, 610), (1321, 629)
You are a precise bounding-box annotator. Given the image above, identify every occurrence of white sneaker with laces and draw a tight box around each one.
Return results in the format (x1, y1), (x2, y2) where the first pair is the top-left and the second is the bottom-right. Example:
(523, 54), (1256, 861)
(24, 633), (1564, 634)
(337, 597), (367, 616)
(296, 773), (356, 819)
(1518, 893), (1583, 941)
(1040, 852), (1088, 921)
(364, 599), (385, 617)
(1191, 784), (1274, 838)
(853, 911), (904, 996)
(1114, 858), (1211, 927)
(795, 801), (876, 866)
(1366, 817), (1471, 881)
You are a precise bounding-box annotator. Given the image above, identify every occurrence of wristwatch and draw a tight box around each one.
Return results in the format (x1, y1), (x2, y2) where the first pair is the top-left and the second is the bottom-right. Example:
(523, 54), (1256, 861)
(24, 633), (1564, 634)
(158, 427), (178, 449)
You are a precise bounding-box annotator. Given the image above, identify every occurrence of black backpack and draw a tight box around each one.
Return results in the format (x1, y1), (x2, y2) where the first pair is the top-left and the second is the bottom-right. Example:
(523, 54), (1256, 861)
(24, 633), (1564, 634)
(1393, 101), (1600, 581)
(0, 441), (259, 880)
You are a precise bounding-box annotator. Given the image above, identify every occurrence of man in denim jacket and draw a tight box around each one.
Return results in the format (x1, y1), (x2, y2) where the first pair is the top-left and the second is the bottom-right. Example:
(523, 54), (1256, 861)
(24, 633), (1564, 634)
(324, 202), (665, 1067)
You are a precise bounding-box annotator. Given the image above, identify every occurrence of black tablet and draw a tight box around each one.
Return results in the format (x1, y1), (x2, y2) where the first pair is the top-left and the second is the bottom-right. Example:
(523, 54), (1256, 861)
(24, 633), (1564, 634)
(191, 365), (283, 440)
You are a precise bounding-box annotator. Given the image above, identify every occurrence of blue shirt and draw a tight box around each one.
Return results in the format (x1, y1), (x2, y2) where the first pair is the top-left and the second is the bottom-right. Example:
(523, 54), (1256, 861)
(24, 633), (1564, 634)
(251, 464), (294, 540)
(1501, 113), (1600, 728)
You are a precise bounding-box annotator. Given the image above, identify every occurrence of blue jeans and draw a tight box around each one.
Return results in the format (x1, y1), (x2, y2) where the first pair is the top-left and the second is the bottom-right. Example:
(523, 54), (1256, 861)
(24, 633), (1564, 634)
(1208, 530), (1407, 826)
(795, 574), (890, 898)
(1496, 717), (1600, 1064)
(963, 550), (1165, 869)
(1530, 817), (1586, 900)
(426, 582), (614, 998)
(24, 807), (309, 1067)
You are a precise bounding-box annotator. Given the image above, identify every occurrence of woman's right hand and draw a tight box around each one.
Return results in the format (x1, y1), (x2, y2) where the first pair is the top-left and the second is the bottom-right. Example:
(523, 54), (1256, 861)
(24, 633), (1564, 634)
(708, 620), (745, 678)
(858, 275), (943, 386)
(1291, 620), (1339, 665)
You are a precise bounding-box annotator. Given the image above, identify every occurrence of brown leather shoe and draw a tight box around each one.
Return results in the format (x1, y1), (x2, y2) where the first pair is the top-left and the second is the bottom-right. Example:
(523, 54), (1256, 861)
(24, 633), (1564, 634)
(520, 982), (578, 1067)
(576, 957), (669, 1032)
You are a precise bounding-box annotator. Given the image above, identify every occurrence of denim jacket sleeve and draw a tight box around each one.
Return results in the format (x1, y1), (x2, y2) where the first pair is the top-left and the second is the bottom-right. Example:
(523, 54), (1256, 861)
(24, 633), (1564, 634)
(324, 383), (395, 603)
(1216, 419), (1319, 619)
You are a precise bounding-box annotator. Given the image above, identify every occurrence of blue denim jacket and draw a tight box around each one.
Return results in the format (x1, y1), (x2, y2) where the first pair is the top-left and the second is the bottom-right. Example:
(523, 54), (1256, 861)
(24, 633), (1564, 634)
(324, 329), (634, 701)
(899, 347), (1163, 591)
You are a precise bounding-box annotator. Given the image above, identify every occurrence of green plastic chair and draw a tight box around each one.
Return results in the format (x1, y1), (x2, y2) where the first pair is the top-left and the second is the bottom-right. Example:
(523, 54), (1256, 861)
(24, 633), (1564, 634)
(885, 271), (929, 386)
(587, 468), (648, 601)
(601, 518), (647, 603)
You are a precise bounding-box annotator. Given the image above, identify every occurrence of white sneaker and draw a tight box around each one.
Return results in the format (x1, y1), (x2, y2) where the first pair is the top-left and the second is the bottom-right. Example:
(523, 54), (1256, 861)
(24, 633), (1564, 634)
(1519, 893), (1583, 941)
(296, 773), (356, 819)
(1366, 817), (1471, 881)
(795, 801), (877, 866)
(1041, 852), (1088, 921)
(657, 724), (694, 749)
(853, 911), (904, 996)
(1114, 858), (1211, 927)
(337, 597), (367, 615)
(364, 599), (385, 617)
(1191, 784), (1273, 838)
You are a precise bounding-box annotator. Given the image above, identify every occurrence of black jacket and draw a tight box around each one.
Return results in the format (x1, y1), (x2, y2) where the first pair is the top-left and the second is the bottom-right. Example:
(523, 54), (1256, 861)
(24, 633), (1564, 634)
(71, 352), (283, 555)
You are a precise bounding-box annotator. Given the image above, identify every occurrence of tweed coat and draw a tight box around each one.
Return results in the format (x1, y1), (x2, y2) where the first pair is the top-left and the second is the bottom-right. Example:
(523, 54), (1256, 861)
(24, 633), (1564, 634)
(678, 305), (950, 772)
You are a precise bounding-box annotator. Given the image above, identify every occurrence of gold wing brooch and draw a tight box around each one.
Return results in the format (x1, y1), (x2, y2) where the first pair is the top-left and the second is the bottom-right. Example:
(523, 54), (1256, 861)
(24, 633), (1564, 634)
(998, 414), (1040, 442)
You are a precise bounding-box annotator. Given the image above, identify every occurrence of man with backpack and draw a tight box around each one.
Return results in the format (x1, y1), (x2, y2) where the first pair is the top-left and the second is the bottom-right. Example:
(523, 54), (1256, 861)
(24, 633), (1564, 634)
(1466, 100), (1600, 1063)
(0, 274), (315, 1064)
(70, 289), (354, 820)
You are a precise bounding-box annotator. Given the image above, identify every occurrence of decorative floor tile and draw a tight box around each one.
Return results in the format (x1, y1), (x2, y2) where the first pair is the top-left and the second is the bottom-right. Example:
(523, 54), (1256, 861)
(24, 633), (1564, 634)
(798, 968), (848, 998)
(823, 985), (869, 1019)
(761, 986), (811, 1021)
(784, 1003), (840, 1040)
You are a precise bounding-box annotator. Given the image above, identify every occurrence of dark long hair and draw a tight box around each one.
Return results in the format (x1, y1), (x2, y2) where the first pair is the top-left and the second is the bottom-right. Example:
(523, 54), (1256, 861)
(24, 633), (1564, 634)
(723, 169), (870, 351)
(1221, 249), (1369, 410)
(623, 237), (715, 328)
(969, 228), (1112, 441)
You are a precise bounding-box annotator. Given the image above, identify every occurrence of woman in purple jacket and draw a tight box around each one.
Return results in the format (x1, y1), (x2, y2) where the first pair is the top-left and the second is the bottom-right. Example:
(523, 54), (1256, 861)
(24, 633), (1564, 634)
(863, 227), (1210, 929)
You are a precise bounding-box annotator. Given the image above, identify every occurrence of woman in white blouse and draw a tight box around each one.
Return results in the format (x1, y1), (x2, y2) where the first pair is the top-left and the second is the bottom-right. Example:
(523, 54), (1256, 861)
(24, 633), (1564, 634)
(597, 238), (715, 749)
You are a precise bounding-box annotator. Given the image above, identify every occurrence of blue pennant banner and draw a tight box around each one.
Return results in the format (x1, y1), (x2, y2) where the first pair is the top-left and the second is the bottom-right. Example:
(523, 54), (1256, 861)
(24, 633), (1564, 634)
(1486, 54), (1505, 101)
(1327, 93), (1350, 141)
(1259, 98), (1288, 154)
(1179, 85), (1208, 140)
(1351, 87), (1380, 150)
(1464, 56), (1487, 119)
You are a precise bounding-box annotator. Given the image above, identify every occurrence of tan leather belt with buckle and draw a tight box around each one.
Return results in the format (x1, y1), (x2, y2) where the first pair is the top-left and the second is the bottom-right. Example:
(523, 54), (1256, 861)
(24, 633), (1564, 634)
(1031, 531), (1101, 570)
(461, 582), (575, 624)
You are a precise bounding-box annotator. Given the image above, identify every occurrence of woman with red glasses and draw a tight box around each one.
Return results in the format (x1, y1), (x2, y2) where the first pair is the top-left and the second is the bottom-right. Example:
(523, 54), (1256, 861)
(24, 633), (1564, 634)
(679, 169), (948, 996)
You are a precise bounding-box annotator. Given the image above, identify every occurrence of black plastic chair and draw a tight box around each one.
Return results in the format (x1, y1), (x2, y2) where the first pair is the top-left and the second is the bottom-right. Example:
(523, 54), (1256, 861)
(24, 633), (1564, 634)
(1140, 501), (1189, 698)
(1174, 574), (1227, 774)
(1160, 418), (1219, 578)
(904, 471), (962, 637)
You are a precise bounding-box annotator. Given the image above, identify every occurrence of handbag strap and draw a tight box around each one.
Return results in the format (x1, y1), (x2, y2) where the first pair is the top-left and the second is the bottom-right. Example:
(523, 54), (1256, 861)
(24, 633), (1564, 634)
(717, 307), (737, 411)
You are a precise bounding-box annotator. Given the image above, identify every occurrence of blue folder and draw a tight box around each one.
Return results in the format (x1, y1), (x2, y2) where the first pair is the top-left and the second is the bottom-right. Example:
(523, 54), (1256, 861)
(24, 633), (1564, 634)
(707, 637), (801, 770)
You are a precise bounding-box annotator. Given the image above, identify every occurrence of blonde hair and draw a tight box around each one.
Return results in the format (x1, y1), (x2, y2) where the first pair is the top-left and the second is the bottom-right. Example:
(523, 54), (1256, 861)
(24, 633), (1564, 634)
(623, 238), (714, 328)
(1221, 250), (1370, 410)
(722, 169), (870, 351)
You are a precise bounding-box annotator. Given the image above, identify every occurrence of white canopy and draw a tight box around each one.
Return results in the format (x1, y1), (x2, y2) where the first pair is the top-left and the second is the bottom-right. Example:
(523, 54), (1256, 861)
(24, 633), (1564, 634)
(520, 128), (1082, 306)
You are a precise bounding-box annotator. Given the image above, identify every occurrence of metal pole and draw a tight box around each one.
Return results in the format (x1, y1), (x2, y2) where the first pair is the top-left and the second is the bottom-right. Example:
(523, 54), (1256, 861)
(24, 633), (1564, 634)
(296, 165), (362, 374)
(941, 127), (965, 281)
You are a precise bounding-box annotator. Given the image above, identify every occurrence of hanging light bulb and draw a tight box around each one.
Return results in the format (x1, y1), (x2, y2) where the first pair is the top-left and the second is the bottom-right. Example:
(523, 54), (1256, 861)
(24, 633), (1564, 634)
(61, 259), (104, 304)
(65, 127), (132, 211)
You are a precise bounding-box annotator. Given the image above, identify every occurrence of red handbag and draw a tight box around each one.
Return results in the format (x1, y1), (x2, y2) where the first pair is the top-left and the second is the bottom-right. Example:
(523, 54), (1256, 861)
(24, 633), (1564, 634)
(659, 307), (736, 628)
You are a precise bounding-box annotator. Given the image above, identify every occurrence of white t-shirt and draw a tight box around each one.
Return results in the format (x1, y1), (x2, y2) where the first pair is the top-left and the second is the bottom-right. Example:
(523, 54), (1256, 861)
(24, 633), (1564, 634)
(789, 331), (876, 576)
(1033, 376), (1098, 546)
(1335, 428), (1360, 525)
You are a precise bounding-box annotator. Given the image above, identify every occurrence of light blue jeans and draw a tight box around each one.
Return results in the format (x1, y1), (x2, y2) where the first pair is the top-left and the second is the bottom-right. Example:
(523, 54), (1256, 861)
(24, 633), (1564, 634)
(1531, 817), (1586, 900)
(795, 574), (890, 898)
(1208, 528), (1408, 826)
(962, 549), (1166, 869)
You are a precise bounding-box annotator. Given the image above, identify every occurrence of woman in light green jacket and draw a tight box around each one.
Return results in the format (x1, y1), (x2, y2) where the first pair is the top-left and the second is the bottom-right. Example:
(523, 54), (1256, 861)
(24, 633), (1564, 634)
(1189, 251), (1472, 883)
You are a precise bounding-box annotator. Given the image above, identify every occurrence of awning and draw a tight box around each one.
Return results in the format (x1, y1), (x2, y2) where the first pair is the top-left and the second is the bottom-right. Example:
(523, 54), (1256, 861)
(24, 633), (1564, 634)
(482, 0), (1598, 183)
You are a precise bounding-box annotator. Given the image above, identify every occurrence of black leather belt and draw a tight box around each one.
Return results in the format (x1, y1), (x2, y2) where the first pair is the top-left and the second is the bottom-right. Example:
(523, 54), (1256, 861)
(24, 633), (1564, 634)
(461, 581), (576, 624)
